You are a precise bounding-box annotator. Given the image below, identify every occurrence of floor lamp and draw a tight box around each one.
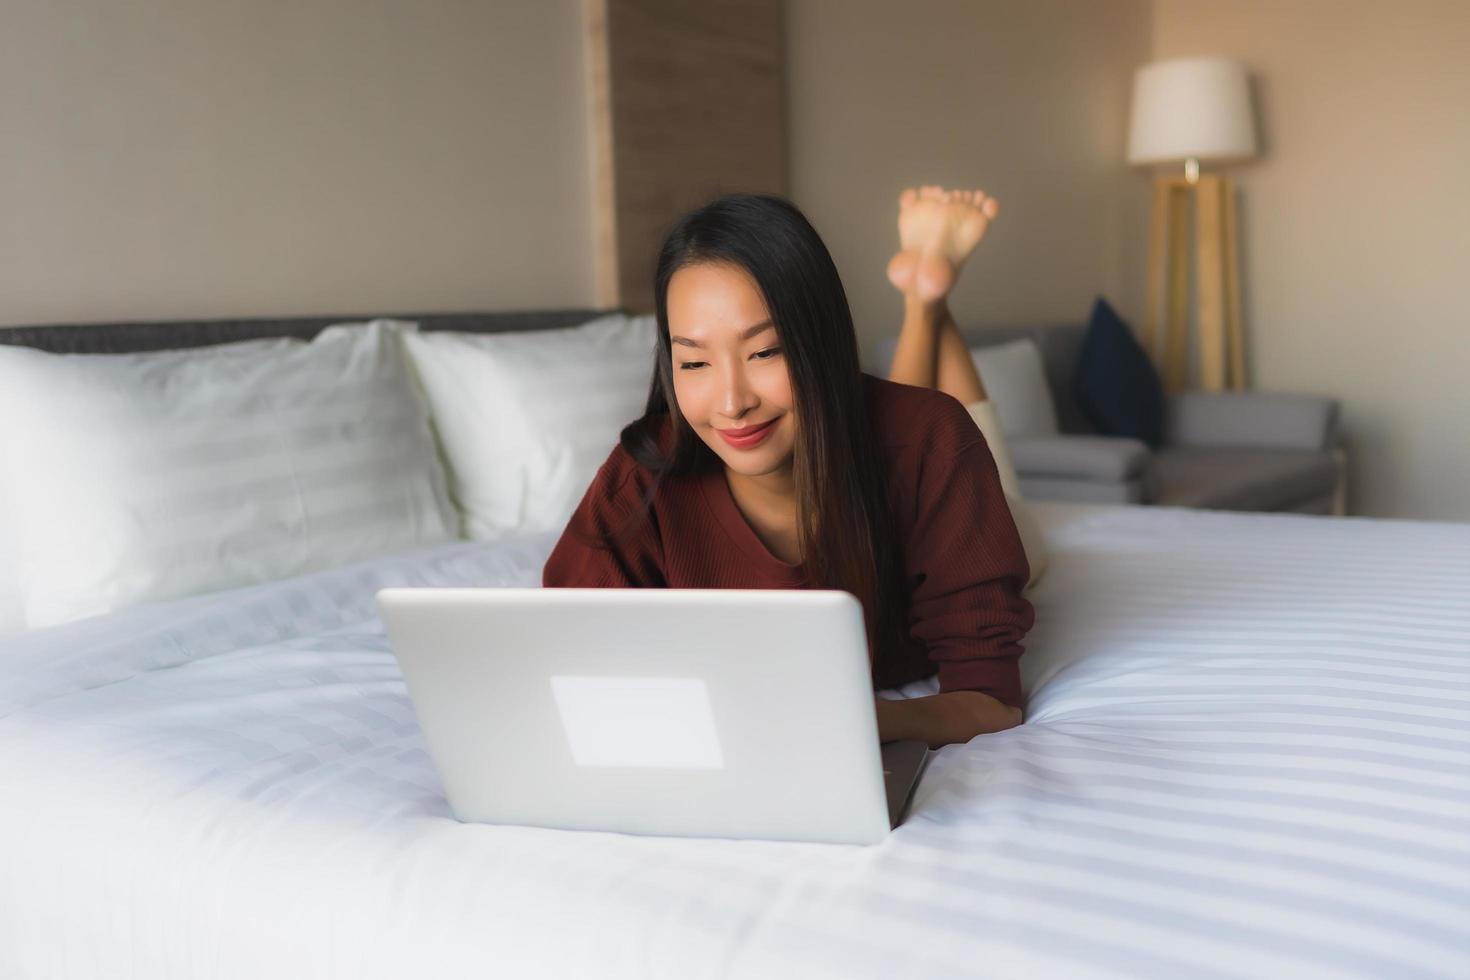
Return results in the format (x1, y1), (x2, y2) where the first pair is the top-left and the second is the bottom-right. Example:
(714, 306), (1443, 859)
(1128, 57), (1258, 393)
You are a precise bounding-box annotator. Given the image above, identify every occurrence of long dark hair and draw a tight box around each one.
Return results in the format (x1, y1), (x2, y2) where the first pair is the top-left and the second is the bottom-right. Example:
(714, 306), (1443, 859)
(619, 193), (909, 682)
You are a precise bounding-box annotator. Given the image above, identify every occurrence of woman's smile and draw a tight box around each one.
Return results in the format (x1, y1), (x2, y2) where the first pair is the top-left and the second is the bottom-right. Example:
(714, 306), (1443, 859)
(715, 416), (779, 449)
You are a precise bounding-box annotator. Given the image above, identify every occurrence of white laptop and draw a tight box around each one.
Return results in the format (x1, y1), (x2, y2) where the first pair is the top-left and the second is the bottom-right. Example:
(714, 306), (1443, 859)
(375, 587), (930, 846)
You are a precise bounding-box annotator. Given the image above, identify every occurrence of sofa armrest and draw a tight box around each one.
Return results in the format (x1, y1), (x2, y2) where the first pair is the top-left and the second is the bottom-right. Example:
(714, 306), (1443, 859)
(1165, 392), (1339, 452)
(1008, 434), (1152, 482)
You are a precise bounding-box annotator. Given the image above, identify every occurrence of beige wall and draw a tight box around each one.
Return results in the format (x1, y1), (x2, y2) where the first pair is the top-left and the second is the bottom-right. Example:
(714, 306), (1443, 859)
(785, 0), (1153, 368)
(1151, 0), (1470, 521)
(0, 0), (594, 326)
(7, 0), (1145, 343)
(6, 0), (1465, 520)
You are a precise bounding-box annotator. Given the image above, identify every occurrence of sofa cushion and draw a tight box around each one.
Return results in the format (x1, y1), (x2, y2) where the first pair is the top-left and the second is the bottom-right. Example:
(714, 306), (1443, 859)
(956, 324), (1092, 434)
(1009, 434), (1151, 482)
(970, 339), (1059, 437)
(1152, 447), (1341, 511)
(1073, 297), (1165, 447)
(1165, 391), (1339, 452)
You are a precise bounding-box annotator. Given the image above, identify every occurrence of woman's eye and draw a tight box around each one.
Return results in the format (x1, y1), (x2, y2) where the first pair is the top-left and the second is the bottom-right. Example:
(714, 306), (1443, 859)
(753, 348), (782, 360)
(678, 361), (706, 370)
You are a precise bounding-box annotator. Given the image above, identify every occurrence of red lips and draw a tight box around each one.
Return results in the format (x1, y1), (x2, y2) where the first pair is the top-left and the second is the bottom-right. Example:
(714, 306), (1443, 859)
(716, 417), (778, 449)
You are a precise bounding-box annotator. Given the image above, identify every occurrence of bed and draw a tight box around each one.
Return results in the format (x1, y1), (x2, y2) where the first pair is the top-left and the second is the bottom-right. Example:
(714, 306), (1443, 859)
(1, 315), (1466, 979)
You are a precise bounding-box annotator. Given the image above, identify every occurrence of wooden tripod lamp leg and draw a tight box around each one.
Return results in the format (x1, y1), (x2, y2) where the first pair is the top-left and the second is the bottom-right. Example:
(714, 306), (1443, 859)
(1145, 176), (1191, 393)
(1222, 177), (1246, 390)
(1195, 175), (1228, 392)
(1163, 183), (1191, 393)
(1143, 174), (1249, 394)
(1143, 178), (1172, 365)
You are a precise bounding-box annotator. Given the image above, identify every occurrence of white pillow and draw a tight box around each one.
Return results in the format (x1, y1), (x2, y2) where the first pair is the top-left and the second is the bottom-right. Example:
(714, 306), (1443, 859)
(400, 314), (657, 539)
(970, 338), (1059, 438)
(0, 320), (457, 630)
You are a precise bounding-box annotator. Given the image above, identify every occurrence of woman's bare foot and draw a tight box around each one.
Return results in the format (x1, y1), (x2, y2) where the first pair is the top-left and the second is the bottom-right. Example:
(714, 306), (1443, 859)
(884, 185), (946, 294)
(886, 186), (1000, 301)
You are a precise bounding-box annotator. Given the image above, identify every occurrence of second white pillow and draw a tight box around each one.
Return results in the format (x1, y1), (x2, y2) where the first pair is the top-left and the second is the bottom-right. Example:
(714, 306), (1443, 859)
(401, 314), (658, 539)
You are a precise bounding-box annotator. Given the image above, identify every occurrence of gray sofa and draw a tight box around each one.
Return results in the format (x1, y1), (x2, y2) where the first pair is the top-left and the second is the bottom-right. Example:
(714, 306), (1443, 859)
(878, 324), (1345, 515)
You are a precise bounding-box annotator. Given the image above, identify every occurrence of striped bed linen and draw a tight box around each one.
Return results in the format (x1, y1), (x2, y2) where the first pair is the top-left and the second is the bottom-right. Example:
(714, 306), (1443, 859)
(0, 503), (1465, 979)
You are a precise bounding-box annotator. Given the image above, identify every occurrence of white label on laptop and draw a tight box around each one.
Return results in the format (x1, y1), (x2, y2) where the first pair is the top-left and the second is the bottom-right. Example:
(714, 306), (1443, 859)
(550, 676), (725, 770)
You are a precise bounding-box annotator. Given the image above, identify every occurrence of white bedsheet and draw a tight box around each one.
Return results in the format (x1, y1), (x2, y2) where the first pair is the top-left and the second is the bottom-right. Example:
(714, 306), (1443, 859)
(1, 504), (1467, 979)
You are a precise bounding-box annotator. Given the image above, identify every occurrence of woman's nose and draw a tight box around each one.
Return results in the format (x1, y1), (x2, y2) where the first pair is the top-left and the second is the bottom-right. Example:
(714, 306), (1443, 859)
(719, 367), (758, 417)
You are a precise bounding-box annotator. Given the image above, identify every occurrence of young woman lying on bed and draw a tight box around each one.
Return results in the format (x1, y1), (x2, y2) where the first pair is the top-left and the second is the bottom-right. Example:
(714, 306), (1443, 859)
(543, 187), (1045, 749)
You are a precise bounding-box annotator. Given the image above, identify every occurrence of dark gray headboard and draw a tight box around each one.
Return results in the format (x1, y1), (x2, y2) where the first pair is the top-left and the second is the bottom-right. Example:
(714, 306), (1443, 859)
(0, 309), (621, 354)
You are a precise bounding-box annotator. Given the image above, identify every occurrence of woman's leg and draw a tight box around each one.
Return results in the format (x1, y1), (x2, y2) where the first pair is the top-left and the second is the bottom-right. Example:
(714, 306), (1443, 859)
(934, 298), (988, 405)
(885, 187), (997, 403)
(885, 186), (1047, 589)
(887, 292), (990, 406)
(887, 293), (942, 390)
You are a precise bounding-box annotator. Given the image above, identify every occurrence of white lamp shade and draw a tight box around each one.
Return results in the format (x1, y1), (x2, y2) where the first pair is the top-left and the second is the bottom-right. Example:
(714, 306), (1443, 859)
(1127, 57), (1258, 166)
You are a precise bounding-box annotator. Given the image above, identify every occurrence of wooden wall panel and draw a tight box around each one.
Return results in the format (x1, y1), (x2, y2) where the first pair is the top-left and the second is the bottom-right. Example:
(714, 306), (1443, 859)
(585, 0), (787, 313)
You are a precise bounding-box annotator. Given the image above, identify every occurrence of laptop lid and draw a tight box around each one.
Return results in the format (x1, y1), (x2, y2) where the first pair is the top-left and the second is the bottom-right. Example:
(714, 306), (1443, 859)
(377, 587), (895, 845)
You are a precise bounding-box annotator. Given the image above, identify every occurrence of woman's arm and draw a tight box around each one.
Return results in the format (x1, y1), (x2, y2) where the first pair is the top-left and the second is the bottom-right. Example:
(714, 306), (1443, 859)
(876, 691), (1023, 749)
(901, 438), (1034, 712)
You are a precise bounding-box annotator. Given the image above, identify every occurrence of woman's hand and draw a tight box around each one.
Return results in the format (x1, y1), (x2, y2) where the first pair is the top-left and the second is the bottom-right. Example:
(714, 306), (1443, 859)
(919, 690), (1023, 748)
(875, 691), (1023, 749)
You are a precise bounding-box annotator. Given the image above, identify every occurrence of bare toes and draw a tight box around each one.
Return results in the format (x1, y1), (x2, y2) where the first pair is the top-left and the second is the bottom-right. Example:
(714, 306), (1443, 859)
(982, 197), (999, 219)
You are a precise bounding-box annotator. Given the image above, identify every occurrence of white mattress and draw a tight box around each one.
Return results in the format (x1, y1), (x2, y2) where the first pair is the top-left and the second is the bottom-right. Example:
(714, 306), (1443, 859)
(1, 504), (1467, 979)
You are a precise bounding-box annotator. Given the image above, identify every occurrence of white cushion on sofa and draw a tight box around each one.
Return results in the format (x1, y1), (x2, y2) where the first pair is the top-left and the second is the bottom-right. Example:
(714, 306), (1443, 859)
(400, 314), (656, 539)
(0, 320), (457, 630)
(970, 338), (1059, 438)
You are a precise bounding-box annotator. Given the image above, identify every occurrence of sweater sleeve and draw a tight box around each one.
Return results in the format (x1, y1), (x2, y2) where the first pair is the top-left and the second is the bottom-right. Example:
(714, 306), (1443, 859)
(905, 413), (1035, 707)
(542, 450), (666, 589)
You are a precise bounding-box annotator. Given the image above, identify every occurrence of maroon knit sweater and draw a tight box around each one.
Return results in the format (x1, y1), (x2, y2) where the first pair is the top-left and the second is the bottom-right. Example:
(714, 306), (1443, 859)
(542, 374), (1034, 707)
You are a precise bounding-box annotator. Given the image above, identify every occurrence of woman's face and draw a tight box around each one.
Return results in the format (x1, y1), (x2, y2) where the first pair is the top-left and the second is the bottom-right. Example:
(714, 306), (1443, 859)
(666, 261), (796, 480)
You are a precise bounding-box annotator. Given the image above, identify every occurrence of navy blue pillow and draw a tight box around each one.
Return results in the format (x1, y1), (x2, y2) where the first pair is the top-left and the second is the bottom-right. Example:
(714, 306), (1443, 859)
(1072, 297), (1165, 448)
